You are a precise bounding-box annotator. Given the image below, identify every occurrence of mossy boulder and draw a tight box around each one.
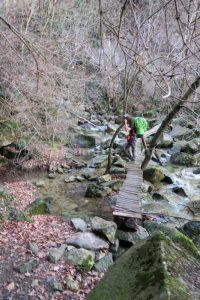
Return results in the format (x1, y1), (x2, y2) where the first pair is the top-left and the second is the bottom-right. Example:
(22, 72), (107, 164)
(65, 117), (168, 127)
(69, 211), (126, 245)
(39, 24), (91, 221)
(67, 248), (95, 271)
(157, 133), (173, 148)
(87, 233), (200, 300)
(171, 152), (197, 167)
(25, 198), (52, 215)
(85, 183), (112, 197)
(181, 221), (200, 249)
(143, 167), (165, 184)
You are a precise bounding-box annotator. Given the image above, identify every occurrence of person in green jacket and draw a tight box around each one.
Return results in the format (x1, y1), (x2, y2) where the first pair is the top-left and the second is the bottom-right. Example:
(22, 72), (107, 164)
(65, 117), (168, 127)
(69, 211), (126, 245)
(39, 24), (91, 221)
(123, 115), (148, 161)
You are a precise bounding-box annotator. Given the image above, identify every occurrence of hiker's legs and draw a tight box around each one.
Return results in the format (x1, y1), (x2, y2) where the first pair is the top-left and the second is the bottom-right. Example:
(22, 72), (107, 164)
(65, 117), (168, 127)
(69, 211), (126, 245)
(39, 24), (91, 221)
(130, 135), (136, 160)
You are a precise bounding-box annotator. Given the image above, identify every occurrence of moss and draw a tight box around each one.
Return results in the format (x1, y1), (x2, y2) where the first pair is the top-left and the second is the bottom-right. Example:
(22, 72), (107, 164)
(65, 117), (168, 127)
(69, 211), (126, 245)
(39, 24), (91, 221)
(164, 276), (190, 300)
(25, 198), (51, 215)
(172, 231), (199, 258)
(80, 255), (94, 272)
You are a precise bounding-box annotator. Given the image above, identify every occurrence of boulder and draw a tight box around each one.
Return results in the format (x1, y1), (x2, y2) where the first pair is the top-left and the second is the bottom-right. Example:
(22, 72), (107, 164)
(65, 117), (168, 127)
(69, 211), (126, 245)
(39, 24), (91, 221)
(109, 166), (126, 174)
(181, 221), (200, 249)
(91, 216), (117, 244)
(157, 133), (173, 148)
(65, 276), (79, 292)
(64, 176), (76, 183)
(102, 180), (123, 192)
(116, 226), (149, 244)
(71, 218), (87, 232)
(89, 155), (109, 168)
(82, 168), (97, 179)
(75, 133), (96, 148)
(0, 140), (14, 148)
(171, 152), (197, 167)
(94, 253), (113, 272)
(97, 174), (111, 184)
(143, 167), (165, 184)
(25, 198), (52, 215)
(112, 155), (126, 168)
(87, 233), (199, 300)
(66, 232), (109, 250)
(85, 183), (112, 197)
(184, 138), (200, 154)
(67, 248), (95, 271)
(47, 245), (66, 263)
(171, 125), (192, 140)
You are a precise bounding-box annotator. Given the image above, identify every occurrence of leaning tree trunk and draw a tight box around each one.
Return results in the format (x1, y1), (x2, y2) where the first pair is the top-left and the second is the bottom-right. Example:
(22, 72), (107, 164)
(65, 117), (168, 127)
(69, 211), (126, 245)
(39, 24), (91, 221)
(141, 76), (200, 170)
(105, 123), (123, 174)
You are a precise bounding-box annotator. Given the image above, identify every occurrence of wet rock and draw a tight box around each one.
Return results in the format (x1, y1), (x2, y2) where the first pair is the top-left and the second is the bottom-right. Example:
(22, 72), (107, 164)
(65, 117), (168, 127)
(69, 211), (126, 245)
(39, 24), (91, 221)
(172, 186), (188, 197)
(25, 198), (51, 215)
(193, 168), (200, 174)
(14, 259), (38, 273)
(71, 218), (87, 232)
(66, 232), (109, 250)
(94, 253), (113, 272)
(116, 226), (149, 244)
(171, 152), (197, 167)
(47, 244), (66, 263)
(67, 248), (95, 271)
(143, 167), (165, 184)
(91, 216), (117, 244)
(157, 133), (173, 148)
(66, 276), (79, 292)
(87, 233), (199, 300)
(28, 242), (39, 256)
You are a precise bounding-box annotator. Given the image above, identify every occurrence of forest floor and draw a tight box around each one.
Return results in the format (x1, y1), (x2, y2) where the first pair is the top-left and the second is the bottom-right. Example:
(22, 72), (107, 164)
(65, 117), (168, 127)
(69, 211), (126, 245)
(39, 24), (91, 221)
(0, 152), (105, 300)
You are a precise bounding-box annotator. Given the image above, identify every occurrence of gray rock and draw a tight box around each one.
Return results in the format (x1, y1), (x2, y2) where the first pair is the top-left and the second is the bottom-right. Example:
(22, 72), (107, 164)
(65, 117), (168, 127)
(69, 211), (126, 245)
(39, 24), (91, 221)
(14, 259), (38, 273)
(34, 180), (45, 188)
(102, 180), (123, 192)
(91, 216), (117, 244)
(94, 253), (113, 272)
(75, 133), (96, 148)
(171, 152), (197, 167)
(64, 176), (76, 183)
(28, 242), (39, 256)
(85, 183), (112, 197)
(193, 168), (200, 174)
(184, 138), (200, 154)
(110, 239), (119, 253)
(171, 125), (192, 140)
(47, 241), (57, 248)
(116, 226), (149, 244)
(110, 166), (126, 174)
(76, 175), (85, 182)
(57, 167), (64, 174)
(48, 173), (56, 179)
(66, 232), (109, 250)
(157, 133), (173, 148)
(47, 244), (66, 263)
(0, 140), (13, 148)
(71, 218), (87, 232)
(67, 248), (95, 271)
(82, 168), (97, 179)
(66, 276), (79, 292)
(89, 155), (109, 168)
(113, 155), (126, 168)
(97, 174), (111, 184)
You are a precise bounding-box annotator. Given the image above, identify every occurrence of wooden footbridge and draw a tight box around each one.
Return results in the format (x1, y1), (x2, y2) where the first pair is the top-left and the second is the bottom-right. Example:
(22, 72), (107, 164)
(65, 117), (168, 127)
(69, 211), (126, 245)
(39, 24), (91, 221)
(113, 125), (160, 219)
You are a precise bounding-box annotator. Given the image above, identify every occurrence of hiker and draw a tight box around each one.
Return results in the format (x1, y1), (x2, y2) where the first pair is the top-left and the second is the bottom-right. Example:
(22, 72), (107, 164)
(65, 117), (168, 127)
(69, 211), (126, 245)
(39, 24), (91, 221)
(123, 114), (148, 161)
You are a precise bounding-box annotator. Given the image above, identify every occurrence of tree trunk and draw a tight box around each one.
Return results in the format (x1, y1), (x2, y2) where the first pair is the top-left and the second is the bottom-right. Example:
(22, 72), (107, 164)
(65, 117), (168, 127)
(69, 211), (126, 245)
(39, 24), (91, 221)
(105, 123), (124, 174)
(141, 76), (200, 170)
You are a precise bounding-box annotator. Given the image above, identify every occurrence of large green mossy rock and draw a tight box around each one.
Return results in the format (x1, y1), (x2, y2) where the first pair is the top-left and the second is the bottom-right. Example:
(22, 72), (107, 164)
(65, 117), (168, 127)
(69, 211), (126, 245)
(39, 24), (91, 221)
(143, 167), (165, 184)
(25, 198), (52, 215)
(171, 152), (197, 167)
(87, 233), (200, 300)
